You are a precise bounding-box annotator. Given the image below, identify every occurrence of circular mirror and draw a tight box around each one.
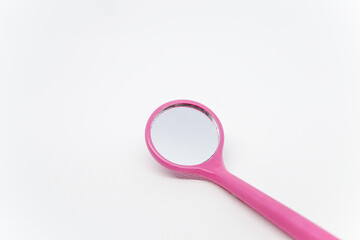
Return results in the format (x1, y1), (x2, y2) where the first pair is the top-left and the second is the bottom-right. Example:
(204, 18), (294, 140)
(150, 105), (219, 166)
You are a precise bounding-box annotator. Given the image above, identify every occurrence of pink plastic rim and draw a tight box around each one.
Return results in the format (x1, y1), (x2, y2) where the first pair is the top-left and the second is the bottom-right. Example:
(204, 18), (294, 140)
(145, 99), (225, 175)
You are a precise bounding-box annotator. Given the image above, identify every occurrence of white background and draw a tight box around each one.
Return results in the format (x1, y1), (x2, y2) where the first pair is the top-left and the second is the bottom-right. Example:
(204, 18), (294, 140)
(1, 0), (360, 239)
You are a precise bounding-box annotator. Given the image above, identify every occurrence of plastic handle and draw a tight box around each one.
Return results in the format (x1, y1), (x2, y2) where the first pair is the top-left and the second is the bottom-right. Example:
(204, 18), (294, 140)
(209, 168), (338, 240)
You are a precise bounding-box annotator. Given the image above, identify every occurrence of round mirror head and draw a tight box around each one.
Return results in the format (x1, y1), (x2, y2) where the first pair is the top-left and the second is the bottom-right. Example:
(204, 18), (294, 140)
(148, 102), (221, 166)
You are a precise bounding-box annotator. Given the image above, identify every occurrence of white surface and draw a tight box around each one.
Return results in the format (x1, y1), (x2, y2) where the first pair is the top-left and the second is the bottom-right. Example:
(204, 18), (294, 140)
(1, 0), (360, 239)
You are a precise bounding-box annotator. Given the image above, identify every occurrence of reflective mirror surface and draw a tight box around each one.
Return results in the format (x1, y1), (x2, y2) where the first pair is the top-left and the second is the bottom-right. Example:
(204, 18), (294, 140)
(150, 105), (219, 166)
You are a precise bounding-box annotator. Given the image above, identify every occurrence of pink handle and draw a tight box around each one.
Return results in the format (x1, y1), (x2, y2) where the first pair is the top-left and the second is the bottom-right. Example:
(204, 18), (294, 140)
(208, 168), (338, 240)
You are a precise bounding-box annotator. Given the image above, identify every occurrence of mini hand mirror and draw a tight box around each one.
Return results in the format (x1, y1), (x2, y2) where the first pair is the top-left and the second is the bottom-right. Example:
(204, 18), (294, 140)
(145, 99), (337, 240)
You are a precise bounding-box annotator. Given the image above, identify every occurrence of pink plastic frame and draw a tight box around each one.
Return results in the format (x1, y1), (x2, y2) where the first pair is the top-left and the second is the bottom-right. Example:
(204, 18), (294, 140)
(145, 99), (338, 240)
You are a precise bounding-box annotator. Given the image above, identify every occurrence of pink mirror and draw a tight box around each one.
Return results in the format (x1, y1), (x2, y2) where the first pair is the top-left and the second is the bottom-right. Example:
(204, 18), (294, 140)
(145, 99), (338, 240)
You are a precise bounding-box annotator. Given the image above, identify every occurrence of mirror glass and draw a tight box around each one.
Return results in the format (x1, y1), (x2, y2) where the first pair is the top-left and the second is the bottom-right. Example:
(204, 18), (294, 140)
(150, 105), (219, 166)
